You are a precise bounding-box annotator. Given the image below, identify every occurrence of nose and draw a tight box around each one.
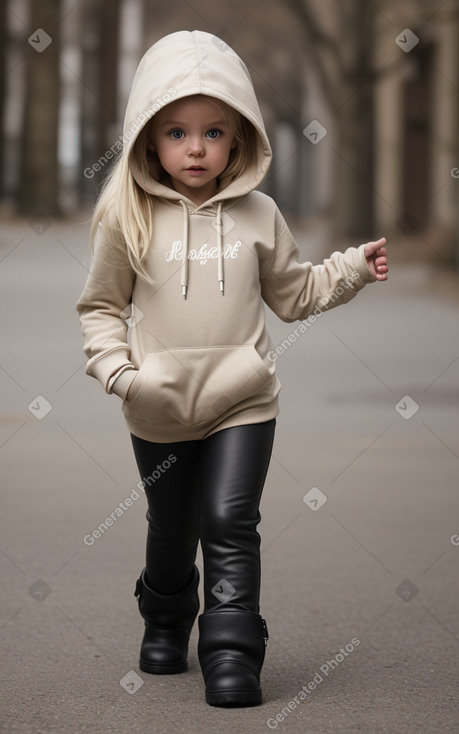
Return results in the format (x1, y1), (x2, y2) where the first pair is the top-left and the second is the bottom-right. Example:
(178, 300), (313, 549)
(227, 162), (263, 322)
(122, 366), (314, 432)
(188, 136), (205, 156)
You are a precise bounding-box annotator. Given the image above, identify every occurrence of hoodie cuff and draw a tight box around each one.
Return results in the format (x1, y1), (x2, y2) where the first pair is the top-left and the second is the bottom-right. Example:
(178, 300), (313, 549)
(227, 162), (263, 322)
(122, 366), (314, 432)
(86, 348), (134, 394)
(110, 368), (139, 400)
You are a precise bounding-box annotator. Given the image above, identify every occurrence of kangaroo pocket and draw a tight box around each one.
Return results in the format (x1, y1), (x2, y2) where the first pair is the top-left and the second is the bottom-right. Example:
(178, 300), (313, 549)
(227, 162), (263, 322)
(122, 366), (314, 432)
(123, 345), (273, 427)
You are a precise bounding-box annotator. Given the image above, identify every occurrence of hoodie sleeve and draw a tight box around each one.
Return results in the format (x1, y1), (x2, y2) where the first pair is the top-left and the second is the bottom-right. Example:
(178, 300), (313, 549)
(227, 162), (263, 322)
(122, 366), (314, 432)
(75, 222), (138, 399)
(260, 210), (377, 323)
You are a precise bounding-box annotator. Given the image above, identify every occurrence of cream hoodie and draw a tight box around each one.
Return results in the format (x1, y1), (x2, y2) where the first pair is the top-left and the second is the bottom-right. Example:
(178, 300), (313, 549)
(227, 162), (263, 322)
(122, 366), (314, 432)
(76, 30), (377, 443)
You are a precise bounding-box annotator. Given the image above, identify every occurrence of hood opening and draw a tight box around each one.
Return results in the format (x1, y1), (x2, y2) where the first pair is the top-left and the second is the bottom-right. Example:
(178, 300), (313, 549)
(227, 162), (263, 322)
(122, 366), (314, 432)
(130, 103), (259, 203)
(123, 30), (272, 204)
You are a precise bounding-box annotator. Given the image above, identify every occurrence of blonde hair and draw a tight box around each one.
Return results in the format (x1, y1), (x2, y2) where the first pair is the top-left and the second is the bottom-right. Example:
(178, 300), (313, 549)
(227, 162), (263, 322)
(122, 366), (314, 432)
(90, 95), (256, 282)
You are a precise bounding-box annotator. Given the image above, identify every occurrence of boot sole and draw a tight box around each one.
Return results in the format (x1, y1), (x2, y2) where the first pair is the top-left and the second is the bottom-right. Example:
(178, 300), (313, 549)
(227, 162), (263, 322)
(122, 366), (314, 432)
(139, 658), (188, 675)
(205, 688), (262, 707)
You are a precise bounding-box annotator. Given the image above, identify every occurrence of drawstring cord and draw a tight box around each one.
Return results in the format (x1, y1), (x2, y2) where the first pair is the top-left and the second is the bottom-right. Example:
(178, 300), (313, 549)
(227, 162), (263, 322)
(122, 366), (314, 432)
(179, 200), (189, 299)
(216, 201), (224, 295)
(179, 199), (225, 298)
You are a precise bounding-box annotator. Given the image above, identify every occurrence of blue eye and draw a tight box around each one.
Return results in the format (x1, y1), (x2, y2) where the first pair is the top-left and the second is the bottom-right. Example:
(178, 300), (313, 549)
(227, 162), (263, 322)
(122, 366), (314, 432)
(169, 129), (184, 139)
(207, 129), (222, 139)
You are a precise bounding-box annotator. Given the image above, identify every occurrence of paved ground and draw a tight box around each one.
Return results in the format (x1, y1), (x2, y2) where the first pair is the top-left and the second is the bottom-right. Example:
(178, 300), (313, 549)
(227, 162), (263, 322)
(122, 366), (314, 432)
(1, 215), (458, 734)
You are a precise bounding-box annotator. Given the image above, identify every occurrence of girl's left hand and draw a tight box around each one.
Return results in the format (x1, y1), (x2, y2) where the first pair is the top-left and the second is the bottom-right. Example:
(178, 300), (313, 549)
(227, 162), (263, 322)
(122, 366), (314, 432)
(364, 237), (388, 281)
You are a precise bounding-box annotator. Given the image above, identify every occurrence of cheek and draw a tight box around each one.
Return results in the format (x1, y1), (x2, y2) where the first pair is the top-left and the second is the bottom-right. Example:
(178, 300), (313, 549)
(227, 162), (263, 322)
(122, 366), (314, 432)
(162, 147), (185, 174)
(166, 146), (183, 165)
(156, 142), (175, 164)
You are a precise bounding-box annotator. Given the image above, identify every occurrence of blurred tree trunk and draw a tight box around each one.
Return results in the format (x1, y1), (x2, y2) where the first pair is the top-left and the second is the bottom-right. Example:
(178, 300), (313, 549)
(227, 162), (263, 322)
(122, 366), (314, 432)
(79, 0), (121, 202)
(284, 0), (376, 239)
(333, 0), (375, 239)
(455, 0), (459, 270)
(0, 1), (6, 199)
(18, 0), (61, 215)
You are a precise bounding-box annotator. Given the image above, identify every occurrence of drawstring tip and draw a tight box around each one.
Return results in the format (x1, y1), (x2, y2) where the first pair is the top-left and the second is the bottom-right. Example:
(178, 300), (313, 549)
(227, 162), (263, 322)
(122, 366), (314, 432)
(219, 280), (224, 295)
(182, 285), (187, 299)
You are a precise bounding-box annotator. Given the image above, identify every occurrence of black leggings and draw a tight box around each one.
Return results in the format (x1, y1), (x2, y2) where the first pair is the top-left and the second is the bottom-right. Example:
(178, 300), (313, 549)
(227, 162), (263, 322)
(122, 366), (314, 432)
(130, 420), (276, 613)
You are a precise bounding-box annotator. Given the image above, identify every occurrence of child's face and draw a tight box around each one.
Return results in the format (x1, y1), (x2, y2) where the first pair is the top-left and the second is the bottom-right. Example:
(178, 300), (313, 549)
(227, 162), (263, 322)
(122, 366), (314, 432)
(148, 96), (237, 205)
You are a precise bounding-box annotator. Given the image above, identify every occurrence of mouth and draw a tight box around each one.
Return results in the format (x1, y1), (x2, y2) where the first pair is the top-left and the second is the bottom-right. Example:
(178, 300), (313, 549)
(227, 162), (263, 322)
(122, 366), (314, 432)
(186, 165), (206, 171)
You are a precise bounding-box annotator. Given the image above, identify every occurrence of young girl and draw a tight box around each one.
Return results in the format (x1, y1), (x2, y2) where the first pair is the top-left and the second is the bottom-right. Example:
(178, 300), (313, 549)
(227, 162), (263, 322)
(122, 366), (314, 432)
(76, 30), (388, 708)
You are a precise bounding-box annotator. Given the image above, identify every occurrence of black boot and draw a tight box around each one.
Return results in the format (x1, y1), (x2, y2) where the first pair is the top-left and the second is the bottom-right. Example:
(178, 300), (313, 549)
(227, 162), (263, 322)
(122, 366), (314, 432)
(197, 608), (269, 706)
(134, 565), (200, 674)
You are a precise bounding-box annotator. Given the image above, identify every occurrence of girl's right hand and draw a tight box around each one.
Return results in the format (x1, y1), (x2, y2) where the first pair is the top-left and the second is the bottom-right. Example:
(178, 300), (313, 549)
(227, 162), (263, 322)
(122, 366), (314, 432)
(364, 238), (388, 281)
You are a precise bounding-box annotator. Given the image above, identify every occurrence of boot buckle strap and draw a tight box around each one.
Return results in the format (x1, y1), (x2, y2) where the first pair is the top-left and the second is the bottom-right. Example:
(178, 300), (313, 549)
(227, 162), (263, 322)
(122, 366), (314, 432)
(134, 577), (142, 598)
(261, 616), (269, 646)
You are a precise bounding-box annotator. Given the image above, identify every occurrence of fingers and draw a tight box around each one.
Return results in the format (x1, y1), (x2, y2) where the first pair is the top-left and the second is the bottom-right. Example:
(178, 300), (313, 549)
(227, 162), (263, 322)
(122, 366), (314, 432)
(375, 254), (388, 268)
(375, 255), (388, 279)
(365, 237), (387, 256)
(373, 248), (387, 262)
(365, 237), (389, 280)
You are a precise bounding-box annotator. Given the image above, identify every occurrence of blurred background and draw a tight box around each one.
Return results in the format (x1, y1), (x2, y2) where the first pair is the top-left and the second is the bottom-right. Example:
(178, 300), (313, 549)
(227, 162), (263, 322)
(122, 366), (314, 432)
(1, 5), (459, 731)
(1, 0), (458, 269)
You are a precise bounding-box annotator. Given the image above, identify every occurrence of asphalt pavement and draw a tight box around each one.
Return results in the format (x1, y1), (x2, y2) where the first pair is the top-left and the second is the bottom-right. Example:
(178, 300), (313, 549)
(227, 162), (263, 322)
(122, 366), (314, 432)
(1, 215), (458, 734)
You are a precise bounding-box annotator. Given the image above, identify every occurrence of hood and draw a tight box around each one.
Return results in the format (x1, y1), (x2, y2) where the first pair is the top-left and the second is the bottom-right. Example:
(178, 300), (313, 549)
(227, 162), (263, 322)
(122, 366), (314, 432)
(122, 30), (272, 206)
